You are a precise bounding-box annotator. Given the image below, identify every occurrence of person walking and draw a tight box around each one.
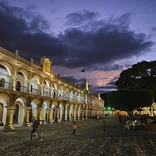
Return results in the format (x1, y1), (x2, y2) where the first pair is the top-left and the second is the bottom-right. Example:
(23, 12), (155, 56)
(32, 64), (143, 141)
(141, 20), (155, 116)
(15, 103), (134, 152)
(72, 122), (77, 135)
(29, 117), (39, 142)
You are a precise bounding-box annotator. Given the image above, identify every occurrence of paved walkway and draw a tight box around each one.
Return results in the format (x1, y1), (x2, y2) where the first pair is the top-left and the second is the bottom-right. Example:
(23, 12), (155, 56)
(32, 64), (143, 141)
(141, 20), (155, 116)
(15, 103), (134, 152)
(0, 116), (156, 156)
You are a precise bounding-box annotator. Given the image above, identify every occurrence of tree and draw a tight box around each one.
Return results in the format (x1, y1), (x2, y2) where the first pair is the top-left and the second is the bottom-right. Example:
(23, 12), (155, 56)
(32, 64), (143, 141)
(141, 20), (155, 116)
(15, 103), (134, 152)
(115, 60), (156, 101)
(107, 90), (153, 115)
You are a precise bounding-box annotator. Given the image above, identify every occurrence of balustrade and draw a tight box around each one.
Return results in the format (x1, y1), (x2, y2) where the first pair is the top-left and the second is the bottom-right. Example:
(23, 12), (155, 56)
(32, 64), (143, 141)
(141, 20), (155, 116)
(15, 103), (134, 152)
(20, 86), (29, 93)
(0, 81), (96, 106)
(43, 91), (50, 97)
(31, 88), (41, 95)
(0, 82), (13, 90)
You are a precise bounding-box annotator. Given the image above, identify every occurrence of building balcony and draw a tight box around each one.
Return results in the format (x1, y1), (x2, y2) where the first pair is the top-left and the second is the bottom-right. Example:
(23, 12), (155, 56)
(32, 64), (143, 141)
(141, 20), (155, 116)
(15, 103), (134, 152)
(0, 82), (13, 90)
(31, 88), (41, 95)
(43, 91), (50, 97)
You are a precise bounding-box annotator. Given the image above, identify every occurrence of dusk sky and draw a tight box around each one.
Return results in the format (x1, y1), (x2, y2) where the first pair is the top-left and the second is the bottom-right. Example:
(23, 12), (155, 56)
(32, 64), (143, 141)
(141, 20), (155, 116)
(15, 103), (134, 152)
(0, 0), (156, 94)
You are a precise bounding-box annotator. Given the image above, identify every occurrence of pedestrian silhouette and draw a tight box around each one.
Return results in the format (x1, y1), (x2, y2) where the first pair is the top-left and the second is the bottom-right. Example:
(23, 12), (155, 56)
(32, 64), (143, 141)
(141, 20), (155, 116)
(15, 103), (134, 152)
(72, 122), (77, 135)
(29, 117), (39, 142)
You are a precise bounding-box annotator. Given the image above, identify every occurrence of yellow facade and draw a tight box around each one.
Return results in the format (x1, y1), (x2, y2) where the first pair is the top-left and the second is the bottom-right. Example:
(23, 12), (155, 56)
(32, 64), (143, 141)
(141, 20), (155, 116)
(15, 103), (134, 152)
(0, 46), (104, 129)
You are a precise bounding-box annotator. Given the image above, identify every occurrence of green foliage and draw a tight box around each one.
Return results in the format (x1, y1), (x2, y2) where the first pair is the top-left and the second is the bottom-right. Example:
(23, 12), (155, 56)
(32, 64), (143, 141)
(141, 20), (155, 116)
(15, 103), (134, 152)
(115, 60), (156, 101)
(107, 90), (153, 111)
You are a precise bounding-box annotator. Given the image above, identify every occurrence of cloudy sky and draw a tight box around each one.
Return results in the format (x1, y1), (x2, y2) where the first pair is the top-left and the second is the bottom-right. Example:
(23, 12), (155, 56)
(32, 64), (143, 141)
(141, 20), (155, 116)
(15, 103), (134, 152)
(0, 0), (156, 94)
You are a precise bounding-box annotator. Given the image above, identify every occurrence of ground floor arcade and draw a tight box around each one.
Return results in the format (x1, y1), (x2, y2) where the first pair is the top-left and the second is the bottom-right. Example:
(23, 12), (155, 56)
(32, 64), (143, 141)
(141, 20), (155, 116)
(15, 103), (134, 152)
(0, 92), (104, 129)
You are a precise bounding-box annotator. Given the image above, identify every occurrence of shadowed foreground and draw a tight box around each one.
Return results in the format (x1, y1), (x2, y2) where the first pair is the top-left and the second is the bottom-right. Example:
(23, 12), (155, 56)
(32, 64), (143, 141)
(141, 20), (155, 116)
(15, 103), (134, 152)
(0, 116), (156, 156)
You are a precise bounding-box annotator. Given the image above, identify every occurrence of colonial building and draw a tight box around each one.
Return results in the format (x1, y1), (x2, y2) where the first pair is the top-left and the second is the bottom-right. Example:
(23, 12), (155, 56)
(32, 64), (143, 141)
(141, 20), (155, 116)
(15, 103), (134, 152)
(0, 46), (104, 130)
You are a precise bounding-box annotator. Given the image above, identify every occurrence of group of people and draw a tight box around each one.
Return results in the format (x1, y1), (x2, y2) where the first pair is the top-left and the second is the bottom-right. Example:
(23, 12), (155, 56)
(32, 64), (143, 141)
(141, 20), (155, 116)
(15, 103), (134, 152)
(29, 117), (77, 142)
(29, 116), (106, 142)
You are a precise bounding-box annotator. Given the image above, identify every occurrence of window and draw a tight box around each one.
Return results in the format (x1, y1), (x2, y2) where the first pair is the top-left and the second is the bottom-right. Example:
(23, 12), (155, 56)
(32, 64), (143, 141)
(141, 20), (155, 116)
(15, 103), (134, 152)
(0, 78), (5, 88)
(16, 81), (21, 91)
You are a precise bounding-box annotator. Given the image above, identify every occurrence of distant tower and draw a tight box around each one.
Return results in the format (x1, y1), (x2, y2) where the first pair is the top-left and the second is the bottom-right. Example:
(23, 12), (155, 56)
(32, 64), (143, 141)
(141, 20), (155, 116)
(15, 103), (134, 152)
(83, 80), (89, 91)
(40, 56), (52, 73)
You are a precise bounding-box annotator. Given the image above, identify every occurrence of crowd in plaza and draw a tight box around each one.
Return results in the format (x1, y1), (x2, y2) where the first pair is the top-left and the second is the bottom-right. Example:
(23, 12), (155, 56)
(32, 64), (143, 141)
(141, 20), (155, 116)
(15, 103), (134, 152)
(118, 114), (156, 131)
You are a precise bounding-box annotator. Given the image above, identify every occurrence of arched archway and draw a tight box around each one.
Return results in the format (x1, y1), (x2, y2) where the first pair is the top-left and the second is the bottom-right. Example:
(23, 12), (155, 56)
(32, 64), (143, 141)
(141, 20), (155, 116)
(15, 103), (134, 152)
(13, 104), (19, 123)
(59, 103), (64, 121)
(59, 86), (64, 99)
(43, 81), (50, 97)
(78, 105), (81, 120)
(13, 97), (26, 124)
(0, 63), (11, 75)
(16, 69), (29, 93)
(52, 105), (56, 121)
(65, 88), (69, 100)
(30, 101), (38, 121)
(0, 64), (11, 89)
(77, 93), (81, 103)
(52, 84), (58, 98)
(42, 101), (49, 121)
(69, 105), (74, 121)
(31, 76), (41, 95)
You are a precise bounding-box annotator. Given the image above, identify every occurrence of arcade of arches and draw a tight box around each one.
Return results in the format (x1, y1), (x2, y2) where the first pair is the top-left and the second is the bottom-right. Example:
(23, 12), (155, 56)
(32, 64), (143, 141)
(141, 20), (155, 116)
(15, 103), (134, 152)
(0, 47), (104, 129)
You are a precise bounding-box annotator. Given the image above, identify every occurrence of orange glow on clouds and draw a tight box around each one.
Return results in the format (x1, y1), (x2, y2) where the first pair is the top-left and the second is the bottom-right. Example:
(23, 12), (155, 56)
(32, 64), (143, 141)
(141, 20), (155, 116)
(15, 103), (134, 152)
(87, 70), (120, 86)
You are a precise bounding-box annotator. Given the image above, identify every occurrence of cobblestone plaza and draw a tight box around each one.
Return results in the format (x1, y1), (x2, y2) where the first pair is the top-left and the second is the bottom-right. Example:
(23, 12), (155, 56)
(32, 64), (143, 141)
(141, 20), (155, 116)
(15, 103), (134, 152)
(1, 116), (156, 156)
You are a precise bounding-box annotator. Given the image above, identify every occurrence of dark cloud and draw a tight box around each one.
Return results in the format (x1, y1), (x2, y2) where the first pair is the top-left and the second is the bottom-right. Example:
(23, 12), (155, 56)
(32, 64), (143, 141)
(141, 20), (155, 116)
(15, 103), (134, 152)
(63, 76), (85, 84)
(60, 24), (153, 68)
(0, 1), (64, 61)
(91, 64), (125, 71)
(65, 10), (99, 26)
(89, 85), (117, 94)
(0, 2), (154, 70)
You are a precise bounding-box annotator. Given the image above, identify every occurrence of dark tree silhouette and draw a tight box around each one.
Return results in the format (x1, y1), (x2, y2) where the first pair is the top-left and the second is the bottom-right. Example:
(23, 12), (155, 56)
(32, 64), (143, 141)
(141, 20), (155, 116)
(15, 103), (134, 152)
(107, 90), (153, 115)
(115, 60), (156, 102)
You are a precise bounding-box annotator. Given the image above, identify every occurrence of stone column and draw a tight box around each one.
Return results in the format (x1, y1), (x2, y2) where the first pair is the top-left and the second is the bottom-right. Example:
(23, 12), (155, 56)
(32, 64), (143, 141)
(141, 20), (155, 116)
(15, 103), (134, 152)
(40, 84), (44, 96)
(25, 107), (31, 127)
(51, 108), (54, 122)
(50, 87), (53, 98)
(57, 108), (60, 122)
(37, 108), (42, 121)
(62, 107), (65, 121)
(76, 108), (78, 120)
(78, 108), (81, 120)
(65, 107), (68, 121)
(4, 106), (15, 131)
(86, 108), (88, 119)
(28, 80), (32, 94)
(12, 76), (16, 91)
(67, 108), (70, 121)
(82, 109), (84, 119)
(48, 108), (52, 123)
(74, 108), (76, 120)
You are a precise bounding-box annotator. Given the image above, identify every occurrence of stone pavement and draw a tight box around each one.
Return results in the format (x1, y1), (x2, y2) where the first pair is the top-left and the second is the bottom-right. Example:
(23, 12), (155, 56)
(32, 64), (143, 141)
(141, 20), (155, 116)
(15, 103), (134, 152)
(0, 116), (156, 156)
